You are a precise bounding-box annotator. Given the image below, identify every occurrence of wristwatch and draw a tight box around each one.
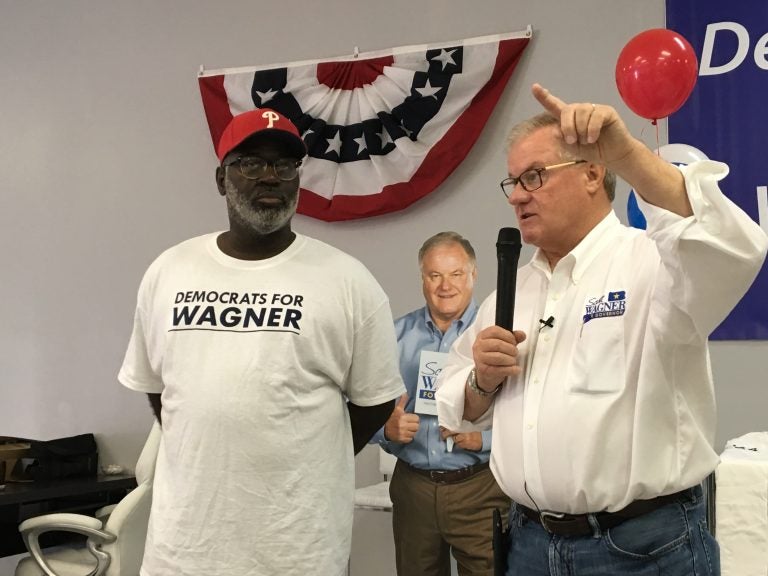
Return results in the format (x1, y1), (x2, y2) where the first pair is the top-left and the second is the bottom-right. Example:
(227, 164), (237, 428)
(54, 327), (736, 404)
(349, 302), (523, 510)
(466, 367), (502, 397)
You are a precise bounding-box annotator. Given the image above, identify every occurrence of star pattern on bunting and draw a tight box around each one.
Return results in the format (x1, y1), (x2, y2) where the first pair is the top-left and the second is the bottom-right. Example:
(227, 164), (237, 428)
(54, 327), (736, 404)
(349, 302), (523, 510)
(198, 30), (533, 221)
(255, 88), (279, 105)
(239, 46), (465, 163)
(353, 135), (367, 153)
(325, 131), (343, 158)
(432, 49), (457, 70)
(378, 128), (393, 148)
(416, 79), (442, 100)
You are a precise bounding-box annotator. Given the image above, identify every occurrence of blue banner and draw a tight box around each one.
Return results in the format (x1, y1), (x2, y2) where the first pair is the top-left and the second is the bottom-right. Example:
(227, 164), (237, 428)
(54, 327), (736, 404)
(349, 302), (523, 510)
(667, 0), (768, 340)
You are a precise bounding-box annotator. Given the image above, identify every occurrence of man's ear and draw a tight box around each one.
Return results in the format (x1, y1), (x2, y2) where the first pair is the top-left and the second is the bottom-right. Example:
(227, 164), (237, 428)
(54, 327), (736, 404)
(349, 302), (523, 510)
(585, 163), (606, 196)
(215, 166), (226, 197)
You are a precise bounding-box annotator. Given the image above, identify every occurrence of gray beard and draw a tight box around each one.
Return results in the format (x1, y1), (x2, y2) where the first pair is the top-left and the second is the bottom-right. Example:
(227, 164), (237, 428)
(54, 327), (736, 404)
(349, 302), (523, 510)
(223, 174), (298, 235)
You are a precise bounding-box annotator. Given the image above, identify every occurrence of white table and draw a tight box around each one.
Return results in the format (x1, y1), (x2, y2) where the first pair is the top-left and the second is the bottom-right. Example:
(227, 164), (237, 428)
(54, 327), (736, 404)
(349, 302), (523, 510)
(716, 432), (768, 576)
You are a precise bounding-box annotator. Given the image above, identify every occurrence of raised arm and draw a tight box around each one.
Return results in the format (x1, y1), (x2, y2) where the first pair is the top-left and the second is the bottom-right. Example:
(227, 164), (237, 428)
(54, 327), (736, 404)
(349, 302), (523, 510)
(532, 83), (691, 217)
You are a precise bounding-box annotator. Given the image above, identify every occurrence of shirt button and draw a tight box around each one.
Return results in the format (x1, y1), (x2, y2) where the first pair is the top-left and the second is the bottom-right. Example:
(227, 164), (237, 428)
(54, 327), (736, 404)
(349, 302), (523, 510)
(526, 423), (534, 430)
(552, 294), (560, 301)
(431, 450), (436, 455)
(543, 335), (550, 342)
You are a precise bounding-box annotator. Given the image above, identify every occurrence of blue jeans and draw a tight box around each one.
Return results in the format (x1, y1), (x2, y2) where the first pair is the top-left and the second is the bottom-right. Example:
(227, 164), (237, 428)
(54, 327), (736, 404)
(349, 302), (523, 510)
(505, 485), (720, 576)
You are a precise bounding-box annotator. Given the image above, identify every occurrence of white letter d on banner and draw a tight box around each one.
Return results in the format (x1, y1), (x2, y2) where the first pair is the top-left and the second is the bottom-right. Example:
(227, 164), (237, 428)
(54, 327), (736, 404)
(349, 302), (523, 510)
(700, 22), (750, 76)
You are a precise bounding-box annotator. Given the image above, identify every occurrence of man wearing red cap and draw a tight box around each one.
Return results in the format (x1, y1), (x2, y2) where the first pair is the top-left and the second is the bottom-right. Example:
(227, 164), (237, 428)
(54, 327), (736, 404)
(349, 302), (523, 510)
(119, 108), (405, 576)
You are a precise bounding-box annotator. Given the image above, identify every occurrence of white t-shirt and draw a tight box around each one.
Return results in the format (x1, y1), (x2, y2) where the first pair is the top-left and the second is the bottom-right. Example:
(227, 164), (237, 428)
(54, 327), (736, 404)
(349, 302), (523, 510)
(119, 232), (404, 576)
(437, 161), (768, 514)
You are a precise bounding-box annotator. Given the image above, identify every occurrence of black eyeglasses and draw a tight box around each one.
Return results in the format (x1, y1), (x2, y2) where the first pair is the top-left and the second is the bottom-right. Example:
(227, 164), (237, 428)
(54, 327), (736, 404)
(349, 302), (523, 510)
(223, 156), (302, 181)
(500, 160), (586, 197)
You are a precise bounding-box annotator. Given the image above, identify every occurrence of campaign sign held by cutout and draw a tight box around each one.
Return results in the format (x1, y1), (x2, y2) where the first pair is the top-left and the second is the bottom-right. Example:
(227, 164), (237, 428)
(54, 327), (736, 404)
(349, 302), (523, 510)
(414, 350), (448, 416)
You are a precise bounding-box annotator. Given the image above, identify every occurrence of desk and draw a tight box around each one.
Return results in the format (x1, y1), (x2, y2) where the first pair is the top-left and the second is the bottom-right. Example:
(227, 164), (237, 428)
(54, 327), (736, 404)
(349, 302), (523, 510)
(0, 475), (136, 557)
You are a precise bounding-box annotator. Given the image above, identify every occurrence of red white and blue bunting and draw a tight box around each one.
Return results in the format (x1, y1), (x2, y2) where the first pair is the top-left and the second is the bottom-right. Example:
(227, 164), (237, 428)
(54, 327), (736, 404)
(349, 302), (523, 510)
(199, 29), (532, 221)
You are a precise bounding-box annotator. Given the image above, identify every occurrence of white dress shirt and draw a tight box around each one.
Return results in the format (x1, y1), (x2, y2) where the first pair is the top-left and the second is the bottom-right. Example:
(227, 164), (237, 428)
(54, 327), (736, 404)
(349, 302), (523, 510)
(437, 161), (768, 514)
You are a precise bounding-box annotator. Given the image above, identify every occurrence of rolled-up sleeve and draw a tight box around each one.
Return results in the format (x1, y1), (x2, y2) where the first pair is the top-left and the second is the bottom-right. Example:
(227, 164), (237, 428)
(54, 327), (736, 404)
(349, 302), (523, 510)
(638, 160), (768, 341)
(436, 297), (496, 432)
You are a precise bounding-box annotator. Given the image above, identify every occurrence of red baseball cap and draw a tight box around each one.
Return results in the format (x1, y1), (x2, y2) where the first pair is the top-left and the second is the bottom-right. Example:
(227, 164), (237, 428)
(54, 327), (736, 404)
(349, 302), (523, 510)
(216, 108), (307, 162)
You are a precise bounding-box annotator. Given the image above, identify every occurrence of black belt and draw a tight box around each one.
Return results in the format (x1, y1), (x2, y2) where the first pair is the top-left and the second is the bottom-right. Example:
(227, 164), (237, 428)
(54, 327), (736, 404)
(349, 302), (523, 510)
(518, 487), (695, 537)
(404, 460), (490, 484)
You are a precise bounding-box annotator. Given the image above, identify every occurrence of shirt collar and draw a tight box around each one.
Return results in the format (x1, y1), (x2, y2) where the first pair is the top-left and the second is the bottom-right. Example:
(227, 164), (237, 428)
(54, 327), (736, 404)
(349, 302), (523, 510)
(530, 211), (622, 283)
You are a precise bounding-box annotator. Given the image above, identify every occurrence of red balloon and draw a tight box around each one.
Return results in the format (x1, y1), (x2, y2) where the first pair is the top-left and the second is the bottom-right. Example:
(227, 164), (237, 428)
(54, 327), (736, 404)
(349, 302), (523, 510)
(615, 29), (698, 120)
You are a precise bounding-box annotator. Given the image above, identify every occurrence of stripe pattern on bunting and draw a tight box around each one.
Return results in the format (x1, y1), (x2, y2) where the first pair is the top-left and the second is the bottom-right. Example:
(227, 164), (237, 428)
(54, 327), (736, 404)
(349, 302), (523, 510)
(199, 29), (532, 221)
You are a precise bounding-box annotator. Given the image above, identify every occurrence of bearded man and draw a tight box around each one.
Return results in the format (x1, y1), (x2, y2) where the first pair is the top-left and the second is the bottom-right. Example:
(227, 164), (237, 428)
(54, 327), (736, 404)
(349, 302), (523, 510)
(119, 108), (404, 576)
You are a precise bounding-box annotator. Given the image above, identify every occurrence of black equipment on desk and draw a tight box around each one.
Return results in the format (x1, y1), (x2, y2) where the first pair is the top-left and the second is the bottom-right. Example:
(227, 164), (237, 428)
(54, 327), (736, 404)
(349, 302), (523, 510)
(19, 433), (98, 482)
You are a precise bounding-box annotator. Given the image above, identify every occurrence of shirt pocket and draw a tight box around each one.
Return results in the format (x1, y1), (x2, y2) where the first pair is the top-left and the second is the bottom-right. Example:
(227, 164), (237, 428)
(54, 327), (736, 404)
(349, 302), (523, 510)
(568, 315), (626, 394)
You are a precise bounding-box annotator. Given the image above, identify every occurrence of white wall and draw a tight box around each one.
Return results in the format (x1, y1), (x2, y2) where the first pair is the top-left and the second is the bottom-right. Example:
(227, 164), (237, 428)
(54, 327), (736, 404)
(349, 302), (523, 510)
(2, 2), (766, 575)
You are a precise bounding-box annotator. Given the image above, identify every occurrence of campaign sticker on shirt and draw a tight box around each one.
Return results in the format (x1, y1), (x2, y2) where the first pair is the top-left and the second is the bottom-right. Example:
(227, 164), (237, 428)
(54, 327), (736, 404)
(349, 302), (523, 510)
(582, 290), (627, 325)
(414, 350), (448, 416)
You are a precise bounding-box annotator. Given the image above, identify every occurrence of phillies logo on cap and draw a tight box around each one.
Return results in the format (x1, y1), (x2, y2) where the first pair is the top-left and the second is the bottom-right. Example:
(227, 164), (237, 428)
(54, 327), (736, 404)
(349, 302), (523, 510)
(262, 110), (280, 128)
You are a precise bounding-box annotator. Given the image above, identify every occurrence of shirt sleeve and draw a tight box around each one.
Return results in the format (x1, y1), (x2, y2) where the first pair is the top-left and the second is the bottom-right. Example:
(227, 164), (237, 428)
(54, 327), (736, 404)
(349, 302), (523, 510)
(481, 429), (492, 452)
(118, 302), (164, 394)
(344, 300), (406, 407)
(118, 263), (165, 394)
(637, 160), (768, 341)
(436, 294), (496, 432)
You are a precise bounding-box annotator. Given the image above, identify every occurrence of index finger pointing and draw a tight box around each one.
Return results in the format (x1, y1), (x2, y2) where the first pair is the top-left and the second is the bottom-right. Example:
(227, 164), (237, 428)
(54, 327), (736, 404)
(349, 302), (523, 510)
(532, 83), (567, 118)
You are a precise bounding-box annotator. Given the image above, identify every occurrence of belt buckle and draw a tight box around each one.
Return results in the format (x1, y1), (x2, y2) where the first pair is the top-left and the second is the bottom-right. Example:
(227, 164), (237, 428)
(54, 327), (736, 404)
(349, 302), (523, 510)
(429, 470), (445, 483)
(539, 511), (567, 534)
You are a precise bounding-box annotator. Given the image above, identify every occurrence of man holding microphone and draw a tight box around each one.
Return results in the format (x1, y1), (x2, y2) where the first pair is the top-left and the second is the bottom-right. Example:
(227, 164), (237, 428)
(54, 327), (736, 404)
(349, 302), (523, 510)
(437, 84), (768, 576)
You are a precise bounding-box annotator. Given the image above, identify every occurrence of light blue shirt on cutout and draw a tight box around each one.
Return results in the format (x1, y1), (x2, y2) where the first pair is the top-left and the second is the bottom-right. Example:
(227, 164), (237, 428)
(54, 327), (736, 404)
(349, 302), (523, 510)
(370, 300), (491, 470)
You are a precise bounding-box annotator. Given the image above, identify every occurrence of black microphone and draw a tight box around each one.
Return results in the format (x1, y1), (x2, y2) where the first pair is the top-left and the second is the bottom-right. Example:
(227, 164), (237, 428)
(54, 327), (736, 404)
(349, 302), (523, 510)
(495, 227), (522, 331)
